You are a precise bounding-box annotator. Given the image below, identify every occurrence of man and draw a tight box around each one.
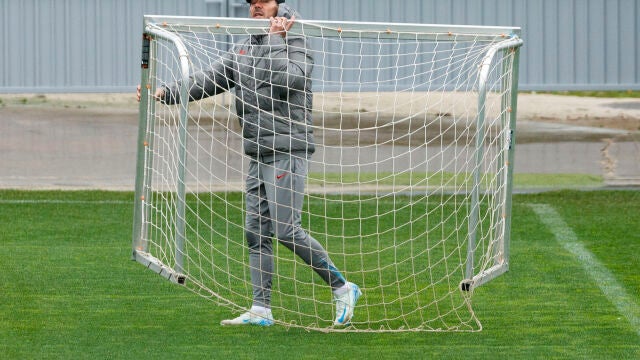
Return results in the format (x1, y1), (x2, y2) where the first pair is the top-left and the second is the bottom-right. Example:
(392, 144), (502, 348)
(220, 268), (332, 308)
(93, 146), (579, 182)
(137, 0), (360, 327)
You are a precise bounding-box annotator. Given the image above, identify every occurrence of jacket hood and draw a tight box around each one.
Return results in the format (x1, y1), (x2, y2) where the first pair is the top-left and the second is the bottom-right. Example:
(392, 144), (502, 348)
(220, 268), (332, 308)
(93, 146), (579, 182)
(277, 3), (301, 20)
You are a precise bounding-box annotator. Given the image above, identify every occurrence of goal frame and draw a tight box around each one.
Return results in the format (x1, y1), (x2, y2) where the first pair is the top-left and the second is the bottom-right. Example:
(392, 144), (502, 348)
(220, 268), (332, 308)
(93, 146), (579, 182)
(131, 15), (523, 291)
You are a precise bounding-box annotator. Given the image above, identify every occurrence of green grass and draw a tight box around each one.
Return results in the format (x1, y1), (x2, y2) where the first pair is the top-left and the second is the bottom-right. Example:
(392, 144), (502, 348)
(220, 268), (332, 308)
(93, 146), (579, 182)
(514, 173), (604, 188)
(1, 190), (639, 359)
(309, 171), (604, 189)
(178, 191), (480, 331)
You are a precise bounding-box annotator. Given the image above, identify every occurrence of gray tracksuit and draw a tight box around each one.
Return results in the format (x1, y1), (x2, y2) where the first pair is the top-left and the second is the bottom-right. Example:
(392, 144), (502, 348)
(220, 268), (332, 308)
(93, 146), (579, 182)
(162, 4), (346, 308)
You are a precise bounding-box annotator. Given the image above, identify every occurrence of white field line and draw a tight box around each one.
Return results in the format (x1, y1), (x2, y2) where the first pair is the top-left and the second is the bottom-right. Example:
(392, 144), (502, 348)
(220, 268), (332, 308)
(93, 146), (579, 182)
(0, 199), (131, 205)
(529, 203), (640, 338)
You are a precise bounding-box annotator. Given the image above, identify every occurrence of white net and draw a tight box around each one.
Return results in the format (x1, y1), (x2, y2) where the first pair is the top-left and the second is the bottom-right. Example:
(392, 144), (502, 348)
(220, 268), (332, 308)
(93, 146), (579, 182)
(133, 16), (522, 332)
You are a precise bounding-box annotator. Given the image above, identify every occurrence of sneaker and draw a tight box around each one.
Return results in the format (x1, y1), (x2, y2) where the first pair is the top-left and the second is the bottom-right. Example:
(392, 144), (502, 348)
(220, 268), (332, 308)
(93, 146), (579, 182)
(333, 282), (362, 326)
(220, 309), (274, 326)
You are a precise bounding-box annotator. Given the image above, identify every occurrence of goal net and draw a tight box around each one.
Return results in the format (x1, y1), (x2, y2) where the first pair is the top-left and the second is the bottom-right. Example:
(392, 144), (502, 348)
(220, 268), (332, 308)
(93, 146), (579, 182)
(133, 15), (523, 332)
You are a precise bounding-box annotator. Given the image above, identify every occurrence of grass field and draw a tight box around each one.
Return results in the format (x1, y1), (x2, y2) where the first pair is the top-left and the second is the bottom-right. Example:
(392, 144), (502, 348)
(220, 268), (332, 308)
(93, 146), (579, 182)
(1, 189), (639, 359)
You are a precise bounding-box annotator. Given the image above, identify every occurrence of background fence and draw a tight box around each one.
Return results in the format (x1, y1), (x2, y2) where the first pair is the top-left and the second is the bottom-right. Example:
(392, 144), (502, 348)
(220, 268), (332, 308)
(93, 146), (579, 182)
(1, 0), (639, 92)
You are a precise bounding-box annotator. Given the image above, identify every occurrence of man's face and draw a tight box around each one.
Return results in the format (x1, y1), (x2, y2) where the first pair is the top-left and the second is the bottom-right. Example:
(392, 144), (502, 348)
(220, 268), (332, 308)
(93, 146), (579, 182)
(249, 0), (279, 19)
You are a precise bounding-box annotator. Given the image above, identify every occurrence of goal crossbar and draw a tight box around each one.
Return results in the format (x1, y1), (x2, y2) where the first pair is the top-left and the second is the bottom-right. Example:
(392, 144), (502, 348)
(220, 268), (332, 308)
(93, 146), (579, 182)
(144, 15), (520, 41)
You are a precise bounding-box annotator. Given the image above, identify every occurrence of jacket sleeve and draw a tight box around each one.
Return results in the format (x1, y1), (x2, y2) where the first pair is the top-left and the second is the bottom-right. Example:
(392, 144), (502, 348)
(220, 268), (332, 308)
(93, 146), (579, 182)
(161, 53), (236, 105)
(259, 34), (313, 93)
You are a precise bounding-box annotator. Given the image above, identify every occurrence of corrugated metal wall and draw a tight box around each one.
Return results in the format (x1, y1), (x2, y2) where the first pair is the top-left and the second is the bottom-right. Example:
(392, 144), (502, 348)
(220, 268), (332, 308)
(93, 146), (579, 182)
(1, 0), (638, 92)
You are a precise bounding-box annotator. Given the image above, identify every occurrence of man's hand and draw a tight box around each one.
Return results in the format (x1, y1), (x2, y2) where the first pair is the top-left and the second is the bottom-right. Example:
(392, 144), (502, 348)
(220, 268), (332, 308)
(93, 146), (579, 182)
(269, 15), (295, 37)
(136, 84), (165, 102)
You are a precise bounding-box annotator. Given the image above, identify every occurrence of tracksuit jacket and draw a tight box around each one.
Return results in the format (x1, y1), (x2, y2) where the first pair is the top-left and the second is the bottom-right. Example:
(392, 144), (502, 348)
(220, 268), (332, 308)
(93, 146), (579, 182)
(161, 4), (315, 163)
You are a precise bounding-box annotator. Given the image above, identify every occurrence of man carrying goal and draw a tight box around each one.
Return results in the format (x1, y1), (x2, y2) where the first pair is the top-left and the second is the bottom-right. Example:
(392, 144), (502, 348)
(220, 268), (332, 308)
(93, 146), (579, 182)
(137, 0), (361, 327)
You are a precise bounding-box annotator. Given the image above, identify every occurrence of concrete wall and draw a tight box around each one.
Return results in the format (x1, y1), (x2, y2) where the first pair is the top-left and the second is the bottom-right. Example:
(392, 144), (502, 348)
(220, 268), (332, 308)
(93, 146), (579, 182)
(1, 0), (638, 92)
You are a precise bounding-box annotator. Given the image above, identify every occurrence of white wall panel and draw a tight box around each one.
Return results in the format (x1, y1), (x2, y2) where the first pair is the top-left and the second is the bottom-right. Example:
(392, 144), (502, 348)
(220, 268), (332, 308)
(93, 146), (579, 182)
(1, 0), (638, 92)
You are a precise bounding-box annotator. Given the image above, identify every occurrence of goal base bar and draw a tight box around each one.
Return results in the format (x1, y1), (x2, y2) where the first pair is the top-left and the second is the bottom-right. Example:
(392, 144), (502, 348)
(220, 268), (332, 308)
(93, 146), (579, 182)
(464, 263), (509, 291)
(133, 250), (186, 285)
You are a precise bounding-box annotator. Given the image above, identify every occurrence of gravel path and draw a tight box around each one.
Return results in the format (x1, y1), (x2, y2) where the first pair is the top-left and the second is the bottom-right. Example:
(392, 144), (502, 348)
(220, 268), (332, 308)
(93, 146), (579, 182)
(1, 93), (638, 190)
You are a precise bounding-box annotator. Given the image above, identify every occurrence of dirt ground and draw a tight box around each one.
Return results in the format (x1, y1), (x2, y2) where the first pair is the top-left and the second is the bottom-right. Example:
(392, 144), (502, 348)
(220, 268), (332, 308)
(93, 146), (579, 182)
(3, 91), (639, 131)
(517, 93), (640, 131)
(1, 92), (639, 190)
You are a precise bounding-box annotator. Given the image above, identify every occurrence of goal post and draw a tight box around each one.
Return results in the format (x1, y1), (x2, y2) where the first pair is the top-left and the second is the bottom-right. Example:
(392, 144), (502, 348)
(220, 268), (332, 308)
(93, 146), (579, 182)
(465, 38), (522, 289)
(132, 15), (523, 332)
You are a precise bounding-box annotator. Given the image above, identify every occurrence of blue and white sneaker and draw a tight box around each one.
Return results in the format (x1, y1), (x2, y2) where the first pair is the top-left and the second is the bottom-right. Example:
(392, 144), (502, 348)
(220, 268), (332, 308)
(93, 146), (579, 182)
(220, 309), (274, 326)
(333, 282), (362, 326)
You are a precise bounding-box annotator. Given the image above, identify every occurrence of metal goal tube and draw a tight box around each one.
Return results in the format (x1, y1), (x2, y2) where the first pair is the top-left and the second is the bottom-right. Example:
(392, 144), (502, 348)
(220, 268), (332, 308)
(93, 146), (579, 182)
(132, 24), (192, 276)
(465, 36), (524, 286)
(132, 41), (150, 257)
(499, 44), (523, 279)
(133, 32), (160, 257)
(142, 15), (519, 42)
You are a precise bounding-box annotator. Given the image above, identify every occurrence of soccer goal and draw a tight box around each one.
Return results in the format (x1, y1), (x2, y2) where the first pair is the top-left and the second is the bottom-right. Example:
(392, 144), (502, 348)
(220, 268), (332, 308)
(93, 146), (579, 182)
(132, 15), (523, 332)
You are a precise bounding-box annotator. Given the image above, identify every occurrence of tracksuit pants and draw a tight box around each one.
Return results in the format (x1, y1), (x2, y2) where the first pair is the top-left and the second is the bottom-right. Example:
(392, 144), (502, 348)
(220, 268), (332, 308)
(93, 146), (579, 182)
(244, 156), (346, 308)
